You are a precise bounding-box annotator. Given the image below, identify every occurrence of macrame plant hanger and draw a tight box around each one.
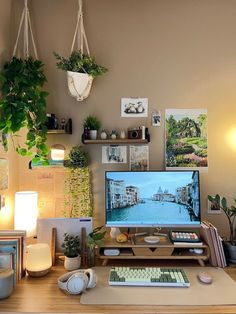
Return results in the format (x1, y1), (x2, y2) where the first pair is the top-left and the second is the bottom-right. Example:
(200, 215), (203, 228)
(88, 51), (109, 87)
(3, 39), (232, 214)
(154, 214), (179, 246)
(67, 0), (94, 101)
(13, 0), (38, 59)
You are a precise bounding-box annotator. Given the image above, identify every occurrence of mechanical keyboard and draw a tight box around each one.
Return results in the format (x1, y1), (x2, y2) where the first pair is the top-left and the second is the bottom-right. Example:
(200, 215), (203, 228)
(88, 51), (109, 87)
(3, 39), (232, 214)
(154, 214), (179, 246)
(108, 267), (190, 287)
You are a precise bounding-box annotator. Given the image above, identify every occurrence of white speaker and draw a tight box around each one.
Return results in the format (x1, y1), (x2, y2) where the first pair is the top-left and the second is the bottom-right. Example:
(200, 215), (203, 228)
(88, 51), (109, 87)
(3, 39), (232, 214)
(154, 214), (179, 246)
(57, 269), (97, 295)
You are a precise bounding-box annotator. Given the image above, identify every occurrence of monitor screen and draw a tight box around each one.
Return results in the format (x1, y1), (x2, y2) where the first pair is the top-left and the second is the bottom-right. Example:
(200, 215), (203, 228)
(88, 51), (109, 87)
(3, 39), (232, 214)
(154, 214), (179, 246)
(105, 170), (201, 228)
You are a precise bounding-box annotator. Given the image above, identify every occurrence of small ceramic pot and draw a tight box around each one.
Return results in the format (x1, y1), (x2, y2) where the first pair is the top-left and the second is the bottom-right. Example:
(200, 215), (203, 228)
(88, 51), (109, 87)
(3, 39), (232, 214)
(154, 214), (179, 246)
(89, 130), (97, 140)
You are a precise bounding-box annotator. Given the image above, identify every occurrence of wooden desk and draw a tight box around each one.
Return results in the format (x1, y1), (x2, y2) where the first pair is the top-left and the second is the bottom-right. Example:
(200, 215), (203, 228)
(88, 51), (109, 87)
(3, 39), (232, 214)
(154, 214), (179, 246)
(1, 260), (236, 314)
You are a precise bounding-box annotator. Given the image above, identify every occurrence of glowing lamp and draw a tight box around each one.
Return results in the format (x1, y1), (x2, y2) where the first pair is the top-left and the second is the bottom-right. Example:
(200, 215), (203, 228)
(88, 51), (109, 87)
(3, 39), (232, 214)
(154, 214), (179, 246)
(14, 191), (38, 237)
(50, 144), (65, 161)
(26, 243), (52, 277)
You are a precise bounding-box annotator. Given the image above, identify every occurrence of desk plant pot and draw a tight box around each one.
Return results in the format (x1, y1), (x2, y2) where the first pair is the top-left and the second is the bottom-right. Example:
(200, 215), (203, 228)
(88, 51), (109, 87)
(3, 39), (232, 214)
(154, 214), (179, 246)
(83, 115), (101, 140)
(64, 255), (81, 271)
(62, 233), (81, 270)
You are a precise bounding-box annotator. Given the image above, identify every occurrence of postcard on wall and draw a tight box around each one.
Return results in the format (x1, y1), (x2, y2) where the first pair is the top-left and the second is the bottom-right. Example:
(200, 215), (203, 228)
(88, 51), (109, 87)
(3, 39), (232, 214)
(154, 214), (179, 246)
(102, 145), (127, 163)
(152, 111), (161, 127)
(207, 198), (221, 214)
(121, 98), (148, 117)
(129, 145), (149, 171)
(0, 159), (8, 190)
(165, 109), (208, 170)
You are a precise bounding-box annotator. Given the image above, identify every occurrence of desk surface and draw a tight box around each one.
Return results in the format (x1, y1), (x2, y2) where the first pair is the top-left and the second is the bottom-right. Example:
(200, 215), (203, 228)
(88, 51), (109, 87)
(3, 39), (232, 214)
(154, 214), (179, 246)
(1, 260), (236, 314)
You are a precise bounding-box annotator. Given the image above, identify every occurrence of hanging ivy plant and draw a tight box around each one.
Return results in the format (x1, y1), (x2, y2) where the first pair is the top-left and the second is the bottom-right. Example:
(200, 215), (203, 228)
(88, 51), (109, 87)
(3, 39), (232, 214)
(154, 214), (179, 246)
(0, 56), (49, 162)
(53, 51), (108, 77)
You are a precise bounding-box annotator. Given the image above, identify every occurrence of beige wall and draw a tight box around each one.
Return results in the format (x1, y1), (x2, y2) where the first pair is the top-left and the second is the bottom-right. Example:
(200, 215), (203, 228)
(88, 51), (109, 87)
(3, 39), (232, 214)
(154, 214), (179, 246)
(0, 0), (19, 229)
(2, 0), (236, 238)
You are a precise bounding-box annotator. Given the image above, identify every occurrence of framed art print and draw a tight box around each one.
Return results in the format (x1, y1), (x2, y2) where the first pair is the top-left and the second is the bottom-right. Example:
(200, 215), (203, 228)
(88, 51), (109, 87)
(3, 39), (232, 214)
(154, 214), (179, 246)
(121, 98), (148, 117)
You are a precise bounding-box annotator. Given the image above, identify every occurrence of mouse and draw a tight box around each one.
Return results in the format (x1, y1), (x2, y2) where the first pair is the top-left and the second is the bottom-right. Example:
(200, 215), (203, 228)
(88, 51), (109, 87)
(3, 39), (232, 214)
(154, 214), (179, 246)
(197, 271), (213, 284)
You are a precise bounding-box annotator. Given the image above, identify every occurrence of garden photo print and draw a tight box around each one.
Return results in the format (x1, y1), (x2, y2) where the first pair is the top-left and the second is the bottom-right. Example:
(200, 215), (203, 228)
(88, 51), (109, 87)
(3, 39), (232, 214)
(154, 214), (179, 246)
(165, 109), (208, 170)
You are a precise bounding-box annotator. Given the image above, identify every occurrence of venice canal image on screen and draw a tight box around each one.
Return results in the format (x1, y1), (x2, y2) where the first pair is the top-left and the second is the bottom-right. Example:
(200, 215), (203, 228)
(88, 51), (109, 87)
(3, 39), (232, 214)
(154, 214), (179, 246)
(105, 171), (201, 228)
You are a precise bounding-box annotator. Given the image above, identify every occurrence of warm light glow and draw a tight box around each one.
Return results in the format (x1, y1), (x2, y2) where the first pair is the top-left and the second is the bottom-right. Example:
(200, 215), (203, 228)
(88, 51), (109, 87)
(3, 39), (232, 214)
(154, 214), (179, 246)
(51, 144), (65, 161)
(26, 243), (52, 272)
(226, 127), (236, 151)
(14, 191), (38, 237)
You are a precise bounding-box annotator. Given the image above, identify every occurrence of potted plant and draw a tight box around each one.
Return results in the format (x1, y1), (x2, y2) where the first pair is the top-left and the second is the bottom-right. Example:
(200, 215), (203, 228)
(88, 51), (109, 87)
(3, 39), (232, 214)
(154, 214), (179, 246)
(0, 57), (49, 163)
(63, 145), (93, 218)
(208, 194), (236, 262)
(87, 226), (106, 267)
(62, 233), (81, 270)
(53, 51), (108, 101)
(83, 115), (101, 140)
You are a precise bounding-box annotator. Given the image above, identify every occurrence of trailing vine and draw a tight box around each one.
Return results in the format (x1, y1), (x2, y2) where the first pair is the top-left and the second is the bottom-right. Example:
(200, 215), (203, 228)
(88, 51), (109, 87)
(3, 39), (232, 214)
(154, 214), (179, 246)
(63, 146), (93, 217)
(0, 56), (49, 162)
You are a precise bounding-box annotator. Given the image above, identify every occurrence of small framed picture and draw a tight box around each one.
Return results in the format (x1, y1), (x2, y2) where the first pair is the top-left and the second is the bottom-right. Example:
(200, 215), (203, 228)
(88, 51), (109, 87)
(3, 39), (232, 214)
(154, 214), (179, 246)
(102, 145), (127, 164)
(129, 145), (149, 171)
(207, 198), (221, 214)
(152, 111), (161, 127)
(121, 98), (148, 117)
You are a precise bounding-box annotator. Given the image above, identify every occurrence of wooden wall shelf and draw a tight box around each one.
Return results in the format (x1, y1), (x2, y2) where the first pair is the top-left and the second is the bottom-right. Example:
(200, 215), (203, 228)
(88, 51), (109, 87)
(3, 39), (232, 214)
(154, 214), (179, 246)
(47, 129), (71, 134)
(83, 139), (149, 144)
(47, 118), (72, 134)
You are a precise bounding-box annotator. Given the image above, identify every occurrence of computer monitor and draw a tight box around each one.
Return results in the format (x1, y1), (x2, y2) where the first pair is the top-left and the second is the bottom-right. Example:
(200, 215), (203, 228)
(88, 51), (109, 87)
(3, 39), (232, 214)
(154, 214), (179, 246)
(105, 170), (201, 228)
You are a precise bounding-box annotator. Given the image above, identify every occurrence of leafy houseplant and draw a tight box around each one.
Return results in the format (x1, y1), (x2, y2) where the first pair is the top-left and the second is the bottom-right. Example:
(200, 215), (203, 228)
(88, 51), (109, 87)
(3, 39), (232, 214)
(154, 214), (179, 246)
(0, 57), (49, 162)
(208, 194), (236, 245)
(53, 51), (108, 77)
(62, 233), (81, 270)
(208, 194), (236, 263)
(87, 226), (106, 267)
(83, 115), (101, 140)
(63, 145), (93, 218)
(84, 115), (101, 131)
(54, 51), (107, 101)
(62, 233), (81, 258)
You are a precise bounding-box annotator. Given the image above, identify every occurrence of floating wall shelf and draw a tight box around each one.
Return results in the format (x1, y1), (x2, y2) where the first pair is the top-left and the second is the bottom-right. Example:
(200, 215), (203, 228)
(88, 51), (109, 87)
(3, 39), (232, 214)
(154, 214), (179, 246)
(47, 118), (72, 134)
(47, 129), (71, 134)
(82, 139), (149, 144)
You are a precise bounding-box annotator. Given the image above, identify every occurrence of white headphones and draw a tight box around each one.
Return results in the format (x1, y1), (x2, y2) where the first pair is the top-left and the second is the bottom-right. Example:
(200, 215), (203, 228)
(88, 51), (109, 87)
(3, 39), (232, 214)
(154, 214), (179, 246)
(57, 268), (97, 295)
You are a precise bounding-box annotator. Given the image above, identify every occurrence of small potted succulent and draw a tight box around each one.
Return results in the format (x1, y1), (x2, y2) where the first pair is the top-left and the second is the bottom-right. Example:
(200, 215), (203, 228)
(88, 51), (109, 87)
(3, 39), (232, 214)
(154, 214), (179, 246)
(208, 194), (236, 263)
(53, 51), (107, 101)
(62, 233), (81, 270)
(83, 115), (101, 140)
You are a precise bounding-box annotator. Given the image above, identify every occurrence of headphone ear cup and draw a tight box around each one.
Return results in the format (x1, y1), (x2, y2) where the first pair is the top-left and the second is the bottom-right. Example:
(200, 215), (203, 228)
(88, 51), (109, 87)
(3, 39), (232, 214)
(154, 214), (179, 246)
(67, 273), (89, 294)
(84, 269), (97, 289)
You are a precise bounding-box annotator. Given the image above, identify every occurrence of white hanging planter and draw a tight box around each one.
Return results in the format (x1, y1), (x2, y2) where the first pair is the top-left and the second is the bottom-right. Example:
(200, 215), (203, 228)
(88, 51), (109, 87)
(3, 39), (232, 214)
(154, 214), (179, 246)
(67, 71), (93, 101)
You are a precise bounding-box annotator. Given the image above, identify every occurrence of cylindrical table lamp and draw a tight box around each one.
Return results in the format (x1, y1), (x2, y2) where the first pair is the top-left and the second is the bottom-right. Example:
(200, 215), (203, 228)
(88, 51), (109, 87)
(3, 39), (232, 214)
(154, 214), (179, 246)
(26, 243), (52, 277)
(14, 191), (38, 238)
